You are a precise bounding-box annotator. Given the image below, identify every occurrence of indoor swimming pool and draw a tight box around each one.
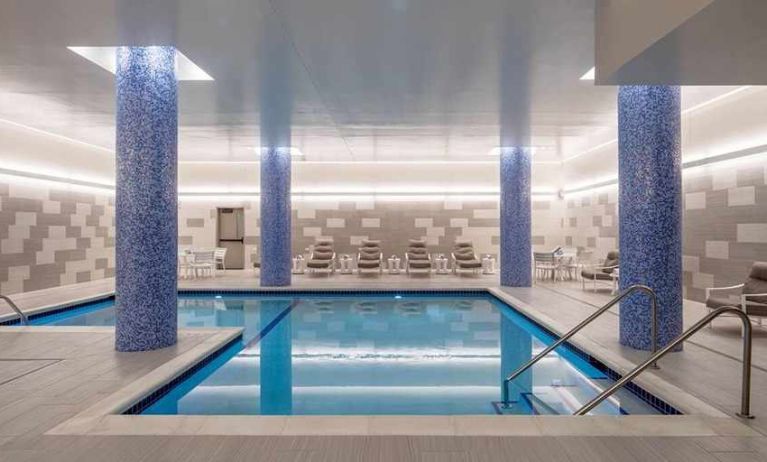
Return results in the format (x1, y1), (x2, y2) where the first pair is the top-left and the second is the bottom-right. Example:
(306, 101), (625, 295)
(21, 292), (677, 416)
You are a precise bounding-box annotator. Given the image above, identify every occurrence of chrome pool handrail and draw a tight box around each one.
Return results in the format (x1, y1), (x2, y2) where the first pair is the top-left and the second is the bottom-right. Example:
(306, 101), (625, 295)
(501, 284), (658, 407)
(576, 306), (754, 418)
(0, 294), (29, 326)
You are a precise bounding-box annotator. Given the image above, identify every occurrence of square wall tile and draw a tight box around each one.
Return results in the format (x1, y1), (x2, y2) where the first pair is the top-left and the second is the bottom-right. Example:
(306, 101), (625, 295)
(705, 241), (729, 259)
(727, 186), (756, 207)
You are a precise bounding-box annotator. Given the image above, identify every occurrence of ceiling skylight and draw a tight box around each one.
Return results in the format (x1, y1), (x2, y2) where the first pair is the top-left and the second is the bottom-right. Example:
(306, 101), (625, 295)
(67, 47), (214, 81)
(579, 67), (595, 81)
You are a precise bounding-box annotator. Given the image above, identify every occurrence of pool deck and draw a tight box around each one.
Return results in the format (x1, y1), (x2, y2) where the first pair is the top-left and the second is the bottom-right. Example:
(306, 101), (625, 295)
(1, 272), (767, 460)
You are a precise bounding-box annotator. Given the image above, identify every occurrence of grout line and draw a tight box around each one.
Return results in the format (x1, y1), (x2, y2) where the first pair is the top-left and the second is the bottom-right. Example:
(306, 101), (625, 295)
(0, 359), (63, 387)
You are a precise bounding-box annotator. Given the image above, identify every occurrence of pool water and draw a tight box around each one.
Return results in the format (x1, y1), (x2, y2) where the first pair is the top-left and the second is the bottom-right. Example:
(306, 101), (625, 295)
(35, 293), (668, 416)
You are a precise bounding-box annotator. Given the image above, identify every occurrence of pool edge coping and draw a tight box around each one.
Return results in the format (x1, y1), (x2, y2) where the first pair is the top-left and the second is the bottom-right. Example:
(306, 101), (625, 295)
(37, 288), (760, 437)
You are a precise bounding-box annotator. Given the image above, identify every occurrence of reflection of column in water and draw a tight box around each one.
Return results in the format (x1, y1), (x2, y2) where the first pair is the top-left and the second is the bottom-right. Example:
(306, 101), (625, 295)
(215, 300), (245, 327)
(260, 300), (293, 414)
(500, 313), (532, 404)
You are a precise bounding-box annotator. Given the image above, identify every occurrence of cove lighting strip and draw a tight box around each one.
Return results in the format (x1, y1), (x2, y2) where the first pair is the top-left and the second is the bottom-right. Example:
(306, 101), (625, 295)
(0, 168), (553, 200)
(2, 144), (764, 200)
(562, 144), (767, 197)
(0, 168), (114, 192)
(0, 118), (113, 154)
(563, 86), (753, 163)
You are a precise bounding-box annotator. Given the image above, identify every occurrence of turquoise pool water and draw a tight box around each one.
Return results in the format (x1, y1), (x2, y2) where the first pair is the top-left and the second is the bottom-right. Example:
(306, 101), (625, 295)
(32, 292), (671, 416)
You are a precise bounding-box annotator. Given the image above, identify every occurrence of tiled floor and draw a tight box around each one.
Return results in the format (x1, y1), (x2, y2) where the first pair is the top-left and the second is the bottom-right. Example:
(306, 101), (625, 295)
(1, 272), (767, 461)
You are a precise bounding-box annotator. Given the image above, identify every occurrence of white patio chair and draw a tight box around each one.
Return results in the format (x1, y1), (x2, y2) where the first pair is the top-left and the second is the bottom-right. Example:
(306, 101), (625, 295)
(214, 247), (228, 270)
(191, 250), (216, 278)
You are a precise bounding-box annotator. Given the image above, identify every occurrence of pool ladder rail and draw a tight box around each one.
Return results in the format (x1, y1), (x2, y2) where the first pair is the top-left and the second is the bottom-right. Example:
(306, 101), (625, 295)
(0, 294), (29, 326)
(576, 306), (754, 419)
(501, 284), (659, 407)
(501, 283), (755, 419)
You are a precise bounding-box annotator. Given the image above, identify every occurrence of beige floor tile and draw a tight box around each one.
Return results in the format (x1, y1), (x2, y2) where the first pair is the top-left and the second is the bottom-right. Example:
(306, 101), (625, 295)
(453, 416), (541, 436)
(282, 416), (371, 435)
(194, 416), (286, 435)
(368, 416), (455, 436)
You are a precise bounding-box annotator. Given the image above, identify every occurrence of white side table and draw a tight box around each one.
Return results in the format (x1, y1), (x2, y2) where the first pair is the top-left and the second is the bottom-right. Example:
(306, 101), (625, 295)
(292, 256), (306, 274)
(482, 256), (496, 275)
(435, 255), (449, 274)
(387, 256), (401, 274)
(339, 255), (354, 274)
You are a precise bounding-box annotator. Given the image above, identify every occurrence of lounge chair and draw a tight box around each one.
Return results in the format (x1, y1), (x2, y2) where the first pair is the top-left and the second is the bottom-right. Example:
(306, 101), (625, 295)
(306, 239), (336, 275)
(533, 251), (559, 282)
(558, 247), (580, 281)
(451, 241), (483, 275)
(405, 239), (432, 275)
(706, 262), (767, 332)
(580, 250), (619, 292)
(357, 239), (383, 275)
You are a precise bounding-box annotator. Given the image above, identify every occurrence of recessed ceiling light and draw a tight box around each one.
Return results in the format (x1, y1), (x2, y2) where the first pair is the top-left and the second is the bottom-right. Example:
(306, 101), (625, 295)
(67, 46), (214, 81)
(580, 67), (595, 81)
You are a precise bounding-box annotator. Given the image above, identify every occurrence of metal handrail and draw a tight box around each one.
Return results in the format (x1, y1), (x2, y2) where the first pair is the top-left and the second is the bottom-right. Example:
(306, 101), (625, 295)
(501, 284), (658, 406)
(576, 306), (754, 418)
(0, 294), (28, 326)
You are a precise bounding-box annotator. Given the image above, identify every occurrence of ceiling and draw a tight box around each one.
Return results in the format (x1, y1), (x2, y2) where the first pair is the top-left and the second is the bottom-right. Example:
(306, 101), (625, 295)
(0, 0), (642, 162)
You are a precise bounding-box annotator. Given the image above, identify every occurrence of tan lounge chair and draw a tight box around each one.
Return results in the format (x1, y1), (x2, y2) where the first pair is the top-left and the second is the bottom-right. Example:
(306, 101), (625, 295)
(581, 250), (619, 292)
(405, 239), (432, 275)
(306, 239), (336, 275)
(357, 239), (383, 275)
(706, 262), (767, 332)
(451, 241), (482, 275)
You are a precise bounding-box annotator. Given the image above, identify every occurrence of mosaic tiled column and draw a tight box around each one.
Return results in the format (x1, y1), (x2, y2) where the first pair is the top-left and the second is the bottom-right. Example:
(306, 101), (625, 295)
(500, 147), (532, 287)
(618, 85), (682, 351)
(115, 47), (178, 352)
(260, 148), (292, 286)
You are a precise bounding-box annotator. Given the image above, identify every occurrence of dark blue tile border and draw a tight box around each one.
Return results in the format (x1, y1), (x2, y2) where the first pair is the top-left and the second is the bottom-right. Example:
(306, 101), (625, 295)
(122, 334), (243, 415)
(0, 295), (115, 326)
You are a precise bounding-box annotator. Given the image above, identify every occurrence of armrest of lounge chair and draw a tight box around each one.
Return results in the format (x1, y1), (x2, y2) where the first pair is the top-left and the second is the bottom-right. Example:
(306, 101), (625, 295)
(742, 293), (767, 304)
(582, 264), (619, 271)
(581, 264), (619, 278)
(705, 284), (745, 300)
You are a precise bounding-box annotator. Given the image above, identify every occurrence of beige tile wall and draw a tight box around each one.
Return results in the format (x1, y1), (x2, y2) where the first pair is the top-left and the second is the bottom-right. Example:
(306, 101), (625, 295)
(0, 181), (115, 294)
(4, 164), (764, 301)
(177, 197), (565, 267)
(561, 160), (767, 302)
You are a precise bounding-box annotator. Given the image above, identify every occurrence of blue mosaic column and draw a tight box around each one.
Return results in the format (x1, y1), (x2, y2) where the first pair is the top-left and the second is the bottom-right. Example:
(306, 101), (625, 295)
(500, 147), (532, 287)
(115, 47), (178, 352)
(260, 148), (292, 286)
(618, 86), (682, 351)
